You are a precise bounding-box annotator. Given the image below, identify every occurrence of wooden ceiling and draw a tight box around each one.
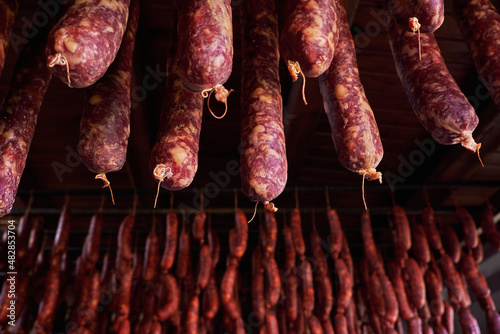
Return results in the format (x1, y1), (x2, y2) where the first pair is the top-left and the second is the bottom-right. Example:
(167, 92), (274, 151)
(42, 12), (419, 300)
(1, 0), (500, 246)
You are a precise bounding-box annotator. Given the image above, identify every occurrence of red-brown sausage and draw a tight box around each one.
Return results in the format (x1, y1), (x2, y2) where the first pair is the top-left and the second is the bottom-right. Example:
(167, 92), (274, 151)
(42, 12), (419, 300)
(458, 308), (480, 334)
(440, 254), (469, 310)
(411, 224), (431, 267)
(392, 274), (415, 321)
(290, 208), (306, 259)
(82, 210), (103, 269)
(262, 210), (278, 259)
(308, 314), (325, 334)
(176, 225), (190, 280)
(480, 203), (500, 251)
(334, 313), (349, 334)
(456, 207), (479, 250)
(266, 257), (281, 307)
(408, 317), (423, 334)
(443, 301), (454, 334)
(387, 16), (480, 152)
(404, 258), (426, 309)
(192, 210), (206, 242)
(422, 206), (444, 253)
(202, 271), (219, 320)
(336, 257), (353, 314)
(240, 0), (287, 202)
(424, 269), (444, 318)
(486, 308), (500, 334)
(299, 260), (315, 317)
(388, 0), (444, 32)
(380, 272), (399, 326)
(393, 206), (412, 251)
(252, 247), (266, 325)
(327, 208), (343, 259)
(116, 214), (135, 270)
(160, 210), (178, 273)
(196, 244), (212, 290)
(443, 225), (461, 264)
(318, 0), (383, 181)
(142, 226), (159, 283)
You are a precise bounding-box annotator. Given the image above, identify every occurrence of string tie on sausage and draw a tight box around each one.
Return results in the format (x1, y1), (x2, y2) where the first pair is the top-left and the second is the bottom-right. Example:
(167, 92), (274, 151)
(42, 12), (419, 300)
(202, 85), (233, 119)
(47, 53), (72, 87)
(95, 174), (115, 205)
(153, 164), (173, 208)
(409, 17), (422, 60)
(287, 60), (308, 105)
(263, 201), (278, 212)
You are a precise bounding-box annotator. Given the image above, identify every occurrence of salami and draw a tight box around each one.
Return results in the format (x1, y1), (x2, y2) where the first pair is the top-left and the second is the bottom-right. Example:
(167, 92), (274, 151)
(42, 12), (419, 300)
(389, 0), (444, 32)
(77, 0), (139, 182)
(0, 0), (18, 78)
(318, 0), (383, 182)
(150, 56), (203, 192)
(387, 17), (480, 153)
(280, 0), (339, 78)
(0, 6), (54, 216)
(46, 0), (130, 88)
(240, 0), (287, 203)
(453, 0), (500, 111)
(177, 0), (233, 98)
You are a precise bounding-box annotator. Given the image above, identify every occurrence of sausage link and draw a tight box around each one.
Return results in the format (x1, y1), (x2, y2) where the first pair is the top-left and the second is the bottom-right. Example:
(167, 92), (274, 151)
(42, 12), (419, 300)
(418, 301), (431, 323)
(387, 16), (480, 152)
(393, 206), (412, 251)
(370, 271), (386, 319)
(284, 266), (299, 323)
(360, 210), (382, 273)
(34, 261), (61, 332)
(392, 274), (415, 321)
(404, 258), (426, 309)
(327, 208), (343, 259)
(160, 210), (178, 273)
(440, 254), (469, 310)
(340, 232), (354, 282)
(192, 210), (206, 242)
(310, 229), (328, 270)
(290, 208), (306, 259)
(442, 301), (454, 334)
(318, 1), (383, 181)
(308, 314), (325, 334)
(480, 203), (500, 251)
(456, 207), (479, 250)
(388, 0), (444, 32)
(315, 267), (334, 321)
(202, 272), (219, 320)
(453, 0), (500, 111)
(150, 57), (203, 190)
(334, 313), (349, 334)
(422, 206), (444, 253)
(266, 257), (281, 307)
(443, 225), (461, 264)
(379, 272), (399, 326)
(142, 226), (159, 282)
(157, 274), (180, 321)
(424, 269), (444, 318)
(486, 308), (500, 334)
(252, 248), (266, 324)
(283, 225), (297, 269)
(299, 260), (315, 317)
(176, 225), (190, 280)
(196, 244), (212, 290)
(113, 266), (133, 321)
(266, 311), (279, 334)
(184, 295), (199, 334)
(77, 0), (138, 174)
(46, 0), (130, 87)
(116, 214), (136, 270)
(82, 211), (103, 269)
(336, 257), (353, 314)
(408, 317), (423, 334)
(53, 203), (72, 257)
(458, 308), (480, 334)
(345, 297), (360, 334)
(221, 263), (239, 319)
(472, 241), (483, 264)
(411, 224), (431, 267)
(240, 0), (286, 202)
(177, 0), (232, 93)
(262, 210), (278, 258)
(208, 227), (220, 269)
(232, 208), (249, 259)
(478, 293), (497, 312)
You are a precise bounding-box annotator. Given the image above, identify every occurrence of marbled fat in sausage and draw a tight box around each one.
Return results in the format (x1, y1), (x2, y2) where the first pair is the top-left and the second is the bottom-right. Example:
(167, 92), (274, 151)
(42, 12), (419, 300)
(387, 18), (480, 152)
(318, 0), (384, 182)
(46, 0), (130, 88)
(389, 0), (444, 32)
(0, 0), (18, 77)
(78, 0), (139, 174)
(177, 0), (232, 93)
(150, 58), (203, 190)
(454, 0), (500, 111)
(280, 0), (339, 78)
(240, 0), (287, 202)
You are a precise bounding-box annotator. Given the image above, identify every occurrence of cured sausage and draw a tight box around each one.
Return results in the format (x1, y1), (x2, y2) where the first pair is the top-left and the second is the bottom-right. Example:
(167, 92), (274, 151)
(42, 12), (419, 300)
(340, 232), (354, 281)
(424, 269), (444, 318)
(336, 257), (353, 314)
(240, 0), (287, 202)
(116, 214), (135, 270)
(486, 308), (500, 334)
(334, 313), (349, 334)
(160, 210), (178, 273)
(315, 267), (334, 321)
(262, 210), (278, 259)
(177, 0), (232, 95)
(360, 210), (382, 273)
(456, 207), (479, 250)
(157, 274), (180, 321)
(0, 6), (54, 217)
(318, 0), (383, 182)
(283, 225), (296, 269)
(150, 57), (203, 191)
(393, 206), (412, 251)
(471, 240), (483, 264)
(327, 207), (343, 259)
(46, 0), (130, 88)
(443, 301), (454, 334)
(299, 260), (315, 317)
(387, 17), (480, 153)
(252, 247), (266, 324)
(310, 229), (328, 270)
(453, 0), (500, 110)
(202, 272), (219, 320)
(280, 0), (339, 78)
(284, 266), (298, 322)
(77, 0), (138, 179)
(379, 272), (399, 326)
(440, 254), (469, 310)
(208, 227), (220, 269)
(458, 308), (480, 334)
(52, 202), (72, 257)
(443, 225), (461, 264)
(184, 295), (200, 334)
(0, 0), (18, 77)
(142, 226), (159, 283)
(266, 257), (281, 307)
(176, 224), (190, 280)
(480, 203), (500, 250)
(422, 206), (444, 253)
(404, 258), (426, 309)
(370, 271), (386, 319)
(411, 224), (431, 267)
(389, 0), (444, 32)
(392, 273), (415, 321)
(196, 244), (212, 290)
(192, 209), (206, 242)
(82, 210), (103, 269)
(308, 314), (325, 334)
(290, 208), (306, 259)
(408, 317), (423, 334)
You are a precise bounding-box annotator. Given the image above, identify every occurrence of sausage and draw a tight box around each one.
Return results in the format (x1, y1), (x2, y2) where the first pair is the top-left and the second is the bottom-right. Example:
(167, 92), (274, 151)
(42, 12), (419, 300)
(471, 240), (483, 264)
(157, 274), (180, 321)
(284, 266), (298, 322)
(478, 293), (496, 312)
(184, 295), (199, 334)
(240, 0), (287, 202)
(424, 269), (444, 318)
(408, 317), (423, 334)
(310, 229), (328, 270)
(458, 308), (480, 334)
(113, 266), (133, 322)
(440, 254), (469, 310)
(393, 226), (408, 268)
(45, 0), (129, 88)
(345, 297), (360, 334)
(192, 210), (206, 242)
(142, 226), (159, 282)
(387, 17), (480, 153)
(388, 0), (444, 32)
(418, 301), (431, 323)
(299, 260), (315, 317)
(318, 0), (383, 182)
(52, 202), (72, 256)
(266, 311), (280, 334)
(196, 244), (212, 290)
(252, 247), (266, 324)
(262, 210), (278, 259)
(161, 210), (178, 273)
(34, 259), (61, 332)
(393, 206), (412, 251)
(340, 232), (354, 282)
(322, 318), (335, 334)
(411, 224), (431, 267)
(82, 210), (103, 269)
(0, 6), (54, 217)
(283, 225), (297, 269)
(486, 308), (500, 334)
(0, 0), (18, 77)
(177, 0), (232, 94)
(266, 257), (281, 307)
(77, 0), (138, 177)
(280, 0), (339, 79)
(116, 214), (136, 270)
(404, 258), (426, 309)
(442, 301), (454, 334)
(208, 227), (220, 269)
(379, 272), (399, 326)
(290, 208), (306, 259)
(231, 208), (249, 260)
(176, 224), (190, 280)
(202, 273), (219, 320)
(422, 206), (444, 253)
(308, 314), (325, 334)
(443, 225), (461, 264)
(456, 207), (479, 250)
(370, 271), (386, 319)
(315, 268), (334, 321)
(459, 252), (478, 276)
(150, 57), (204, 191)
(453, 0), (500, 111)
(327, 208), (343, 259)
(221, 263), (238, 311)
(336, 257), (353, 314)
(480, 203), (500, 251)
(334, 313), (349, 334)
(360, 210), (382, 273)
(392, 274), (415, 321)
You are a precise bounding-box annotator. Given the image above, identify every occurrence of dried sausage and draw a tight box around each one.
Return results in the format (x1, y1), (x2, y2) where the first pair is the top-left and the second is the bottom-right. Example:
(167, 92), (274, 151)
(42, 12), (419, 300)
(443, 225), (461, 264)
(262, 210), (278, 259)
(393, 206), (412, 251)
(422, 206), (444, 253)
(327, 208), (343, 259)
(387, 17), (480, 153)
(240, 0), (286, 202)
(443, 301), (454, 334)
(202, 273), (219, 320)
(290, 208), (306, 259)
(46, 0), (130, 87)
(440, 254), (469, 310)
(299, 260), (315, 317)
(404, 258), (426, 309)
(318, 2), (383, 182)
(458, 308), (480, 334)
(480, 203), (500, 250)
(486, 308), (500, 334)
(424, 269), (444, 318)
(160, 210), (178, 273)
(308, 314), (325, 334)
(157, 274), (180, 321)
(392, 274), (415, 321)
(456, 207), (479, 250)
(116, 214), (135, 270)
(380, 272), (399, 326)
(411, 224), (431, 267)
(360, 210), (382, 273)
(184, 295), (199, 334)
(82, 210), (103, 269)
(176, 225), (190, 280)
(196, 244), (212, 290)
(142, 226), (159, 282)
(408, 317), (423, 334)
(334, 313), (349, 334)
(252, 247), (266, 324)
(266, 257), (281, 307)
(336, 257), (353, 314)
(192, 210), (206, 242)
(389, 0), (444, 32)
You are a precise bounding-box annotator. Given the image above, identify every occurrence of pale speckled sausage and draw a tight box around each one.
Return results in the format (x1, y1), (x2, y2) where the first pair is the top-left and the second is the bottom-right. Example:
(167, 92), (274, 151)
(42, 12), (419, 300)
(240, 0), (287, 202)
(318, 1), (383, 182)
(78, 0), (138, 174)
(280, 0), (339, 78)
(150, 58), (203, 191)
(177, 0), (232, 93)
(0, 0), (18, 77)
(46, 0), (130, 88)
(389, 0), (444, 32)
